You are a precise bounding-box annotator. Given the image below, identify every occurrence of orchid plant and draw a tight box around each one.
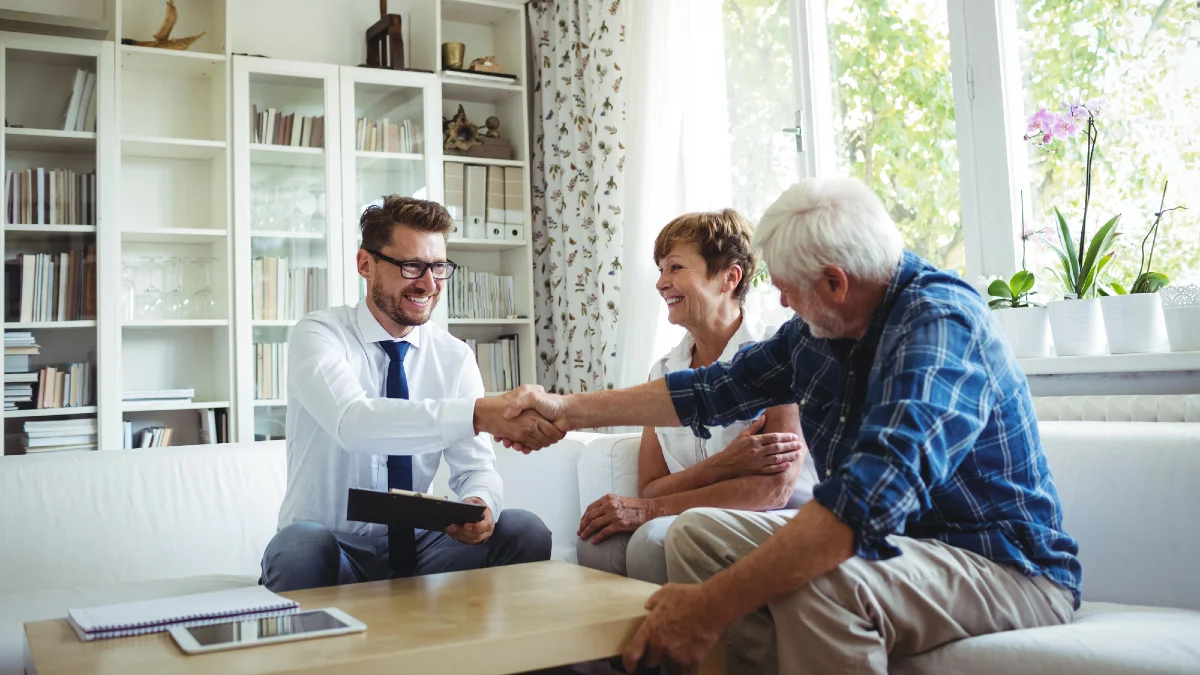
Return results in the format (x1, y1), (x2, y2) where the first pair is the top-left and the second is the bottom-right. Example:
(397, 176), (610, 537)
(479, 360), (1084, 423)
(988, 191), (1043, 309)
(1107, 181), (1186, 295)
(1025, 97), (1120, 300)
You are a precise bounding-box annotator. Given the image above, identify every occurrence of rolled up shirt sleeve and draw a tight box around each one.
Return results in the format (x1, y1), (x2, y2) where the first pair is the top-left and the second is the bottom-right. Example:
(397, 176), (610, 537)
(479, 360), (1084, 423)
(665, 321), (804, 439)
(812, 314), (991, 560)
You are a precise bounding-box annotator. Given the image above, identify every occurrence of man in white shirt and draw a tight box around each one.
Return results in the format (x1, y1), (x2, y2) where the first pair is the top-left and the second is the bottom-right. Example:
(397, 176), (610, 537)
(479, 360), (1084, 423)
(261, 196), (561, 592)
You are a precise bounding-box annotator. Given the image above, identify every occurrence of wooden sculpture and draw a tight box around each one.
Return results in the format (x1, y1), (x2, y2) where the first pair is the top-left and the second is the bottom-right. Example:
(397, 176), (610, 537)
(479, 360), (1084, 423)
(365, 0), (405, 70)
(131, 0), (206, 51)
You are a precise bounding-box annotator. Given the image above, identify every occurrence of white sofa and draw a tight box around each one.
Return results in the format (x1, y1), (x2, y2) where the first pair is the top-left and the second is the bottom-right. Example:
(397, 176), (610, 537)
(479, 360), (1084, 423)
(2, 423), (1198, 674)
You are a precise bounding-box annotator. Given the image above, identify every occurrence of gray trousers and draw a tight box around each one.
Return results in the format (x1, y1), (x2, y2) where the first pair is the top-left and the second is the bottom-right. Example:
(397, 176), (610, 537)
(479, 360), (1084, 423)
(576, 516), (677, 584)
(260, 510), (552, 592)
(665, 508), (1076, 675)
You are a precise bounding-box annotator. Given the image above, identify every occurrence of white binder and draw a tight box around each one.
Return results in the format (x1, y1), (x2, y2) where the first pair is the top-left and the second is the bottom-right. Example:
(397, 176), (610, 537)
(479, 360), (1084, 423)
(464, 164), (488, 239)
(443, 162), (465, 238)
(485, 166), (506, 239)
(503, 167), (525, 241)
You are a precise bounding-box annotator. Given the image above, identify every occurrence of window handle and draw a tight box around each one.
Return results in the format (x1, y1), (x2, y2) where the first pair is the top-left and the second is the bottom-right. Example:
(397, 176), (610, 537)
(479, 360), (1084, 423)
(781, 109), (805, 152)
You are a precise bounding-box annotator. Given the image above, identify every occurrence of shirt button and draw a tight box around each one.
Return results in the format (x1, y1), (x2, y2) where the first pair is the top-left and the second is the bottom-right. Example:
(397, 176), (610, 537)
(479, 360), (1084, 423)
(800, 398), (807, 405)
(826, 469), (832, 477)
(839, 416), (846, 423)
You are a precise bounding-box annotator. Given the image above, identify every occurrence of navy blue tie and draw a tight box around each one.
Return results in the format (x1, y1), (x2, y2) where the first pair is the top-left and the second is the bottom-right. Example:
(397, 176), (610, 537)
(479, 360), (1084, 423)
(378, 339), (416, 577)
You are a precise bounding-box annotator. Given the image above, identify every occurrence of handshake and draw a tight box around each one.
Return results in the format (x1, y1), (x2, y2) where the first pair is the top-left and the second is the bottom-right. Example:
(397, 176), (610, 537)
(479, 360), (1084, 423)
(472, 385), (571, 452)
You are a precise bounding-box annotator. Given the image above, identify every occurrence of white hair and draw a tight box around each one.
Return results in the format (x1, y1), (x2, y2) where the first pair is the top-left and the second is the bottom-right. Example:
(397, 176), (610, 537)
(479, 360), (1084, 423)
(752, 177), (904, 287)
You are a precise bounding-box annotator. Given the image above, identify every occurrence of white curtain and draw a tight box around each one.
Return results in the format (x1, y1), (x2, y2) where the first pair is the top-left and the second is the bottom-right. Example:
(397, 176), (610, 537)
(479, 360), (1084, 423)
(613, 0), (733, 389)
(528, 0), (628, 394)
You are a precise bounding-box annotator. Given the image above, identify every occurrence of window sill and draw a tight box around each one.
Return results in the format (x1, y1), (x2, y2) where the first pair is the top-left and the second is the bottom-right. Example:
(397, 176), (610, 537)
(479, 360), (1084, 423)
(1018, 351), (1200, 376)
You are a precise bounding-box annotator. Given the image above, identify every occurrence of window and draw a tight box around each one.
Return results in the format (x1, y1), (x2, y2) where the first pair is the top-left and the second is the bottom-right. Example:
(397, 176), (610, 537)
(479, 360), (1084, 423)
(826, 0), (964, 274)
(1018, 0), (1200, 292)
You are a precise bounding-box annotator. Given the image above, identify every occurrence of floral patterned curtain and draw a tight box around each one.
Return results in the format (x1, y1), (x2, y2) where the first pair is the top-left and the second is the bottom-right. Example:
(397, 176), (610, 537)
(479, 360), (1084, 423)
(528, 0), (627, 393)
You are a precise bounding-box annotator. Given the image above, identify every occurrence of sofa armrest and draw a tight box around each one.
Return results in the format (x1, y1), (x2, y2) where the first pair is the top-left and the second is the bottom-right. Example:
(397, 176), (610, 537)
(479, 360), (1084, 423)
(576, 433), (642, 514)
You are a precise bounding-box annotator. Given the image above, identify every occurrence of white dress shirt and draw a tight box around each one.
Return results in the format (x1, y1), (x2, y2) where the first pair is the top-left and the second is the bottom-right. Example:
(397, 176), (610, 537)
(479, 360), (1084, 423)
(649, 309), (819, 507)
(277, 301), (502, 536)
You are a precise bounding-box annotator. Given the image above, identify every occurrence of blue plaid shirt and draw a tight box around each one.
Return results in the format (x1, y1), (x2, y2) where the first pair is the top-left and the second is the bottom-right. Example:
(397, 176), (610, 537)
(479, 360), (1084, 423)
(665, 251), (1082, 607)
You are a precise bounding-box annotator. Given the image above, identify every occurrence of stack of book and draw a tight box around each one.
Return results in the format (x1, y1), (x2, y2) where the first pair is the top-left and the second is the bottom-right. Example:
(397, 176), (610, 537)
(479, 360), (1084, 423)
(251, 106), (324, 148)
(23, 417), (97, 453)
(255, 342), (287, 400)
(447, 267), (517, 319)
(251, 258), (327, 320)
(464, 335), (520, 392)
(4, 332), (38, 410)
(355, 117), (420, 154)
(6, 168), (98, 225)
(127, 426), (173, 448)
(122, 388), (195, 406)
(59, 69), (98, 132)
(33, 362), (93, 409)
(4, 247), (97, 322)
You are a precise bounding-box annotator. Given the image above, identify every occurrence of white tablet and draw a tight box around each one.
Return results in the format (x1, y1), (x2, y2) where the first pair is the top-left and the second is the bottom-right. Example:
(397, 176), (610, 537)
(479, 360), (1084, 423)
(168, 608), (366, 654)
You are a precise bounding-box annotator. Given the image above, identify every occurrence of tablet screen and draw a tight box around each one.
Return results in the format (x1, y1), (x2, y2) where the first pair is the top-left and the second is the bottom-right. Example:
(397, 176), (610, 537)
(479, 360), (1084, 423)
(186, 610), (348, 646)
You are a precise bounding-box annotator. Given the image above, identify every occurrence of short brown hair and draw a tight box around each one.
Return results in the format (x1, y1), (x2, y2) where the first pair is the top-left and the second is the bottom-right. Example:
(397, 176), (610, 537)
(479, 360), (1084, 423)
(359, 195), (453, 252)
(653, 209), (759, 302)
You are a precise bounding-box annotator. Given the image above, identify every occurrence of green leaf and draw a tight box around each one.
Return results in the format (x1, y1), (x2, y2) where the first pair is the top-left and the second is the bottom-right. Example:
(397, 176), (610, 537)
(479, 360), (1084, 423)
(1054, 207), (1080, 285)
(1010, 270), (1035, 296)
(1111, 282), (1128, 295)
(1132, 271), (1170, 294)
(988, 298), (1012, 309)
(1078, 216), (1120, 297)
(1041, 236), (1076, 289)
(988, 279), (1014, 299)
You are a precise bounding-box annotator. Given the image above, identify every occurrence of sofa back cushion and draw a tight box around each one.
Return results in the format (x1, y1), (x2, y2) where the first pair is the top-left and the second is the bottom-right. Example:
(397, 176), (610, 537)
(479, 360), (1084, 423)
(1039, 421), (1200, 611)
(0, 442), (285, 594)
(576, 433), (642, 513)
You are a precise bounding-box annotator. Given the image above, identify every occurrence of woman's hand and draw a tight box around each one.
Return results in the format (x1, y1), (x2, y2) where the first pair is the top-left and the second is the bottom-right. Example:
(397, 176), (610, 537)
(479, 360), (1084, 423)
(710, 416), (806, 480)
(577, 494), (660, 544)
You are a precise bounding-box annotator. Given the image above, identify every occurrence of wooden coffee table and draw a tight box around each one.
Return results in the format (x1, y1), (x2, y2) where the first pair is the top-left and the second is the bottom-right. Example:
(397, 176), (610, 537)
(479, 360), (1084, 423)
(25, 561), (725, 675)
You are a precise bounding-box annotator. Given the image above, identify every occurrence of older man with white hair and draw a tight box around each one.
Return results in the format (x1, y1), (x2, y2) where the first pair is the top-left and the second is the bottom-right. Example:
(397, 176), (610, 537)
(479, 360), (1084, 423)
(495, 176), (1081, 675)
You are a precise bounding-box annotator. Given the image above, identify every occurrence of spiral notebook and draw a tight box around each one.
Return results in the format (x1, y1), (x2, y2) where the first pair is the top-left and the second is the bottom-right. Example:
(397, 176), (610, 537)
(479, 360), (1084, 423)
(67, 585), (300, 641)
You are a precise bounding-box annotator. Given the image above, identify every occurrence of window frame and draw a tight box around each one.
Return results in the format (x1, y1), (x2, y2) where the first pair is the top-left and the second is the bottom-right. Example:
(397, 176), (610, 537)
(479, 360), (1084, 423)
(784, 0), (1195, 379)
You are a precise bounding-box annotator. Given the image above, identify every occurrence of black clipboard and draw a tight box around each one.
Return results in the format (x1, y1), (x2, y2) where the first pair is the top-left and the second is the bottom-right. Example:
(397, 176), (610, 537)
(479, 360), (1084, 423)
(346, 488), (486, 531)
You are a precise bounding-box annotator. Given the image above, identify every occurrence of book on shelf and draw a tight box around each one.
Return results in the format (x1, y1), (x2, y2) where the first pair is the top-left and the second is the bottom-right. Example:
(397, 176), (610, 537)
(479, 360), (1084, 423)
(122, 388), (195, 403)
(254, 341), (287, 401)
(3, 246), (97, 323)
(123, 425), (174, 448)
(464, 335), (520, 392)
(251, 105), (324, 148)
(355, 116), (420, 154)
(30, 362), (94, 409)
(23, 417), (98, 453)
(448, 266), (517, 319)
(196, 407), (231, 444)
(251, 258), (326, 320)
(59, 69), (98, 133)
(6, 168), (98, 225)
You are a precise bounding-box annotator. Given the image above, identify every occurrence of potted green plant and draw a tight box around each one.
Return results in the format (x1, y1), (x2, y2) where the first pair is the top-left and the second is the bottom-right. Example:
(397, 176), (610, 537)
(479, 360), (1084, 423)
(1026, 98), (1117, 356)
(1099, 181), (1184, 353)
(986, 194), (1052, 358)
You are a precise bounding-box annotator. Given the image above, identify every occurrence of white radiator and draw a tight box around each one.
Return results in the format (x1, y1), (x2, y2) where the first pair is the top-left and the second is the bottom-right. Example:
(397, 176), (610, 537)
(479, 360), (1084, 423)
(1033, 395), (1200, 423)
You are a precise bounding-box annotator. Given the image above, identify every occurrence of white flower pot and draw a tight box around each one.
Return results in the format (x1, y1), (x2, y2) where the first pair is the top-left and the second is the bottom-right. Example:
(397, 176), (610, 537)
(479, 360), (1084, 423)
(993, 306), (1053, 358)
(1163, 305), (1200, 352)
(1100, 293), (1170, 354)
(1047, 298), (1107, 356)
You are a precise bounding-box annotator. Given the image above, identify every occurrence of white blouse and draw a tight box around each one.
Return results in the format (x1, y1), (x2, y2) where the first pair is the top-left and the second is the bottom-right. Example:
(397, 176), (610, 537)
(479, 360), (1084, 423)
(649, 310), (819, 508)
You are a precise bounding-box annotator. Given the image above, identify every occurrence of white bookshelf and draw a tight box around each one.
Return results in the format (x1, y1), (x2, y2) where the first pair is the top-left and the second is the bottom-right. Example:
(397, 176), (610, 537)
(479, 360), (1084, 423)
(1, 0), (539, 453)
(109, 0), (233, 450)
(232, 55), (343, 443)
(1, 33), (110, 455)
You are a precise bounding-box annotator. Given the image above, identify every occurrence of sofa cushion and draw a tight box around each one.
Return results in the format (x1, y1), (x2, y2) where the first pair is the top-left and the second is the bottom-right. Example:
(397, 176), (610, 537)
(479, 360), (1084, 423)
(2, 574), (257, 675)
(576, 434), (641, 513)
(0, 442), (285, 594)
(891, 601), (1200, 675)
(1039, 422), (1200, 610)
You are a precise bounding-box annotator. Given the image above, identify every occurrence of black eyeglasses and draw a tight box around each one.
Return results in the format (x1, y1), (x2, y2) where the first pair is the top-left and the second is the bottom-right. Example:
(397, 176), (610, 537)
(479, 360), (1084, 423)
(365, 249), (458, 280)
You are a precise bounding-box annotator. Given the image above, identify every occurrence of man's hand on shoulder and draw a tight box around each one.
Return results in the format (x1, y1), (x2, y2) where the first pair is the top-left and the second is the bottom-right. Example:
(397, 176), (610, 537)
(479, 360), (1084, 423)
(473, 391), (564, 451)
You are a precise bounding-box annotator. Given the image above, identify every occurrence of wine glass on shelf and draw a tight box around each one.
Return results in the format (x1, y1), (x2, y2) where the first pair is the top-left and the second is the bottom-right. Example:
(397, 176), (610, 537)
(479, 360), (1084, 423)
(135, 256), (164, 320)
(119, 261), (137, 322)
(286, 179), (307, 233)
(307, 180), (327, 234)
(164, 257), (191, 319)
(191, 257), (217, 320)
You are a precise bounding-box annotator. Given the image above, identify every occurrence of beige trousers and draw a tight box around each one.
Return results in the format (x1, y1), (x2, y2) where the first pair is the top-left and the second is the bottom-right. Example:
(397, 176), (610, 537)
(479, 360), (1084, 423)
(664, 508), (1076, 675)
